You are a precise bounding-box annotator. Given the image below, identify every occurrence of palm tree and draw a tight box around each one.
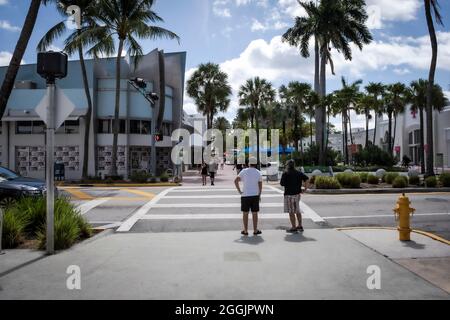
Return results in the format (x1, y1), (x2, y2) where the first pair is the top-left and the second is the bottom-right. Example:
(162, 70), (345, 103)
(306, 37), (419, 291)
(365, 82), (385, 145)
(213, 116), (231, 153)
(234, 108), (253, 130)
(305, 91), (319, 148)
(408, 79), (448, 173)
(37, 0), (97, 180)
(424, 0), (444, 176)
(0, 0), (54, 118)
(238, 77), (276, 168)
(333, 77), (362, 164)
(357, 93), (375, 148)
(76, 0), (179, 176)
(282, 0), (372, 165)
(384, 83), (408, 155)
(187, 63), (232, 130)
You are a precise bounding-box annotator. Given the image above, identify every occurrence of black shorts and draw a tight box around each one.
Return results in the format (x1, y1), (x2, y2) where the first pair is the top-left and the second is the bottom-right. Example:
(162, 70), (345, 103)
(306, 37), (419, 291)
(209, 172), (215, 178)
(241, 196), (260, 213)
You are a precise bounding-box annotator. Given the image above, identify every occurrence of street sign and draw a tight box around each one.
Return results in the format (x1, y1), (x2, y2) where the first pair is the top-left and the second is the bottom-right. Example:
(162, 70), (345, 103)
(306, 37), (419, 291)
(35, 87), (75, 129)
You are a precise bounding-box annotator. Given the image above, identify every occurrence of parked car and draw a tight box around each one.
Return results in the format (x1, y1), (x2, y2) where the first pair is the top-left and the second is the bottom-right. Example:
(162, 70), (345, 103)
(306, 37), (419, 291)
(0, 166), (47, 207)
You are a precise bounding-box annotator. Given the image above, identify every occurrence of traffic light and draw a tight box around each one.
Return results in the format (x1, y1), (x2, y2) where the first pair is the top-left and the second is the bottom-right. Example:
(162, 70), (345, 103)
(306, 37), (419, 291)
(155, 131), (163, 142)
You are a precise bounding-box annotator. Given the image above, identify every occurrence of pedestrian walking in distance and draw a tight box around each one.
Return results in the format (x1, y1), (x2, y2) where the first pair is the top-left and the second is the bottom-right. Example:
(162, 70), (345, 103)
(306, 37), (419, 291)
(200, 162), (208, 186)
(234, 158), (263, 236)
(280, 160), (309, 233)
(208, 159), (218, 186)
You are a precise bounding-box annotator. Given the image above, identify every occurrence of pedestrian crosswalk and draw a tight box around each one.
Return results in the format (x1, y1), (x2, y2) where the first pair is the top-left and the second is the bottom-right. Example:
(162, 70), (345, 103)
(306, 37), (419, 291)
(116, 185), (324, 232)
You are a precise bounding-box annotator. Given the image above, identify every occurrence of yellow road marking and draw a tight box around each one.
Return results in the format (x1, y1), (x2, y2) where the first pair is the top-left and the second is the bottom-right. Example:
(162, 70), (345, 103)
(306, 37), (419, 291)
(63, 188), (94, 200)
(336, 227), (450, 245)
(96, 197), (150, 201)
(122, 189), (156, 199)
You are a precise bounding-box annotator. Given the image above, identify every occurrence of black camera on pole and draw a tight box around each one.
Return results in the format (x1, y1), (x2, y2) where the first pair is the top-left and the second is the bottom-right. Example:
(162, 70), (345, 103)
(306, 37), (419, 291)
(37, 51), (68, 83)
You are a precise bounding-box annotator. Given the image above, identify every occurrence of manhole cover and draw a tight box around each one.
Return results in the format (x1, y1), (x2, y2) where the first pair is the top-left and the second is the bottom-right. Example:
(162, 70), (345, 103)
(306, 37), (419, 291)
(224, 252), (261, 262)
(425, 198), (449, 203)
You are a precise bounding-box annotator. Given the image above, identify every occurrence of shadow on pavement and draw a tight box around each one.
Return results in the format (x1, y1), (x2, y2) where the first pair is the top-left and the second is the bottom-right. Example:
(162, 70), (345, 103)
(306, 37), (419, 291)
(284, 233), (317, 243)
(402, 241), (426, 250)
(234, 236), (265, 245)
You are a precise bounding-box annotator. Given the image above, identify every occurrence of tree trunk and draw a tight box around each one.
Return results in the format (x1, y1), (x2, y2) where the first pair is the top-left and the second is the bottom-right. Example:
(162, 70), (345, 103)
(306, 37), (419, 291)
(0, 0), (41, 118)
(373, 110), (378, 145)
(255, 104), (260, 169)
(365, 110), (369, 147)
(310, 115), (313, 148)
(156, 50), (166, 130)
(344, 113), (349, 164)
(316, 49), (327, 165)
(388, 112), (393, 154)
(294, 108), (299, 153)
(79, 40), (93, 180)
(314, 38), (320, 93)
(425, 0), (437, 176)
(419, 108), (425, 173)
(348, 110), (354, 145)
(393, 113), (398, 155)
(111, 39), (124, 176)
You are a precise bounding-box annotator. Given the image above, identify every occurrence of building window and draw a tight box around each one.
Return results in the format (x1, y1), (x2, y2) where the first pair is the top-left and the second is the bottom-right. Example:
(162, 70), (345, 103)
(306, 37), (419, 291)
(162, 122), (172, 136)
(56, 120), (80, 134)
(16, 121), (45, 134)
(408, 129), (421, 165)
(97, 119), (125, 134)
(130, 120), (151, 135)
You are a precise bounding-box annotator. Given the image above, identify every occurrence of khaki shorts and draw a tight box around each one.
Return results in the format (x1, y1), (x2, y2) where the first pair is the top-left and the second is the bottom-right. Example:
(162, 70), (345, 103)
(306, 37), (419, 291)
(284, 194), (301, 214)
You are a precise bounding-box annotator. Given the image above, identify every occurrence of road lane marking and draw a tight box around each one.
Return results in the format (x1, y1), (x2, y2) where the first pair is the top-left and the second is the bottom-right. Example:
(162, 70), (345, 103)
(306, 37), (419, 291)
(76, 198), (110, 215)
(267, 185), (325, 223)
(117, 187), (176, 232)
(169, 188), (277, 193)
(141, 213), (311, 220)
(63, 188), (94, 200)
(122, 189), (156, 199)
(324, 212), (450, 219)
(152, 203), (284, 208)
(164, 194), (282, 199)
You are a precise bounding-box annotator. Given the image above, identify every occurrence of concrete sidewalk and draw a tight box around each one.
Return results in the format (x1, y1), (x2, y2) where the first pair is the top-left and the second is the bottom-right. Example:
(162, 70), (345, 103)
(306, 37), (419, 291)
(0, 229), (448, 299)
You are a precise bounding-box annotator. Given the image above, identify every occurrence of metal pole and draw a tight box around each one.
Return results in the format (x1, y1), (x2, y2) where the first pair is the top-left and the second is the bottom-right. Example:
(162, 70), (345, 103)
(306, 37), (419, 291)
(0, 207), (5, 255)
(46, 82), (55, 255)
(150, 104), (157, 177)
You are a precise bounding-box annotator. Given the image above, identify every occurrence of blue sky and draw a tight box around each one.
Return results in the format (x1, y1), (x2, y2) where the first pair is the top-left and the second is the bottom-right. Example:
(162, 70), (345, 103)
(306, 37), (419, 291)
(0, 0), (449, 128)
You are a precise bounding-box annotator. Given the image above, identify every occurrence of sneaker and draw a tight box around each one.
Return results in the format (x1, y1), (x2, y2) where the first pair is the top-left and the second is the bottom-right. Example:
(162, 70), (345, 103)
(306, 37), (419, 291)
(297, 226), (304, 232)
(286, 228), (298, 233)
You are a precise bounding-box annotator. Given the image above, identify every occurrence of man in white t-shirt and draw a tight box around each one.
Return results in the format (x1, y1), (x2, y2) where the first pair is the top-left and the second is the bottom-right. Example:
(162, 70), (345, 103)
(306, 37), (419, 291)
(234, 159), (263, 236)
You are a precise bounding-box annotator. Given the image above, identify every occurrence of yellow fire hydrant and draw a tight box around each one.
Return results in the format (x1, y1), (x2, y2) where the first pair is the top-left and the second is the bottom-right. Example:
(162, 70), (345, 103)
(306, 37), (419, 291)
(393, 193), (415, 241)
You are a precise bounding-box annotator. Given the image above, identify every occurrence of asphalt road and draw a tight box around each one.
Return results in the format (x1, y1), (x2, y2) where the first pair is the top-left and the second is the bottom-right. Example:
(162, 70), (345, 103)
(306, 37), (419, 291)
(61, 183), (450, 240)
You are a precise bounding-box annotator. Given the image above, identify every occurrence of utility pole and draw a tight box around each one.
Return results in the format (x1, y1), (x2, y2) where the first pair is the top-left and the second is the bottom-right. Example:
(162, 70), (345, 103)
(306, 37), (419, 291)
(128, 78), (159, 176)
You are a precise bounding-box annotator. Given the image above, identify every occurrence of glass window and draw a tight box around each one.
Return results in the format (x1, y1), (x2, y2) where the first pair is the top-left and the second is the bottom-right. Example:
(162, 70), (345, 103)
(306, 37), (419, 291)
(32, 121), (45, 134)
(64, 120), (79, 134)
(98, 119), (110, 133)
(113, 119), (126, 134)
(408, 132), (413, 145)
(130, 120), (140, 134)
(414, 130), (420, 145)
(17, 121), (32, 134)
(162, 123), (172, 136)
(142, 121), (151, 134)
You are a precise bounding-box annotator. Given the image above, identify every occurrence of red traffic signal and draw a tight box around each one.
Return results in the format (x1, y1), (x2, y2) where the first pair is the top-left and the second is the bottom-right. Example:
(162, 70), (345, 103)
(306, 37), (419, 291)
(155, 132), (163, 142)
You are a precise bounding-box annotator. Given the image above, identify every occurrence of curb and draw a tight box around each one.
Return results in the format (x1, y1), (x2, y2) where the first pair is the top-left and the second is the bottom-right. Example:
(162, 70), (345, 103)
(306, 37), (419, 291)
(307, 188), (450, 195)
(336, 227), (450, 246)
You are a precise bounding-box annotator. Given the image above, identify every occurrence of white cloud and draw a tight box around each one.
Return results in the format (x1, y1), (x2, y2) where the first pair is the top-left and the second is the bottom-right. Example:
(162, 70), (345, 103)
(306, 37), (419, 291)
(213, 0), (232, 18)
(0, 0), (8, 5)
(366, 0), (422, 29)
(0, 51), (25, 66)
(393, 68), (411, 75)
(0, 20), (20, 32)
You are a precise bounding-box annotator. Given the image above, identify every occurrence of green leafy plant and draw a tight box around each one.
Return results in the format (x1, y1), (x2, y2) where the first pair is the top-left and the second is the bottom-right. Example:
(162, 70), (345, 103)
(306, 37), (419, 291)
(392, 176), (408, 188)
(367, 175), (379, 185)
(358, 172), (369, 183)
(129, 171), (150, 183)
(159, 173), (169, 182)
(408, 176), (421, 186)
(1, 207), (27, 249)
(425, 176), (437, 188)
(335, 173), (361, 188)
(384, 172), (400, 184)
(315, 176), (341, 189)
(439, 173), (450, 187)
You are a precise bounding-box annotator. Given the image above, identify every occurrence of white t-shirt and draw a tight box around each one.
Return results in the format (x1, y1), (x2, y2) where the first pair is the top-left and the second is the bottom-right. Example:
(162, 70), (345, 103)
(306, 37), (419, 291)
(238, 167), (262, 197)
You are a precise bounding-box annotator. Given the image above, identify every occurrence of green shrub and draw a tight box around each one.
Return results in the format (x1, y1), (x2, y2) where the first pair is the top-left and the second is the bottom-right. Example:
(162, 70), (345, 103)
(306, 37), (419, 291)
(335, 173), (361, 188)
(358, 172), (369, 183)
(37, 197), (91, 250)
(1, 208), (27, 249)
(408, 176), (421, 186)
(309, 175), (316, 185)
(353, 144), (395, 167)
(439, 173), (450, 187)
(367, 175), (379, 185)
(11, 196), (46, 234)
(425, 176), (437, 188)
(392, 176), (408, 188)
(129, 171), (150, 183)
(315, 176), (341, 189)
(149, 177), (157, 183)
(384, 172), (400, 184)
(159, 173), (169, 182)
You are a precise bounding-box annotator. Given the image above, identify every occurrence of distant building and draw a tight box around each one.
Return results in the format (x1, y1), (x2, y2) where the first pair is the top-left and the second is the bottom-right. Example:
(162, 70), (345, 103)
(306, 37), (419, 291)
(0, 49), (187, 179)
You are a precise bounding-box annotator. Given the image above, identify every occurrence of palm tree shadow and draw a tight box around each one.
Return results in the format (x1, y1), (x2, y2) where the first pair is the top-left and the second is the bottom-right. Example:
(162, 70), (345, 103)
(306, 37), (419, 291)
(234, 236), (265, 245)
(284, 233), (317, 243)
